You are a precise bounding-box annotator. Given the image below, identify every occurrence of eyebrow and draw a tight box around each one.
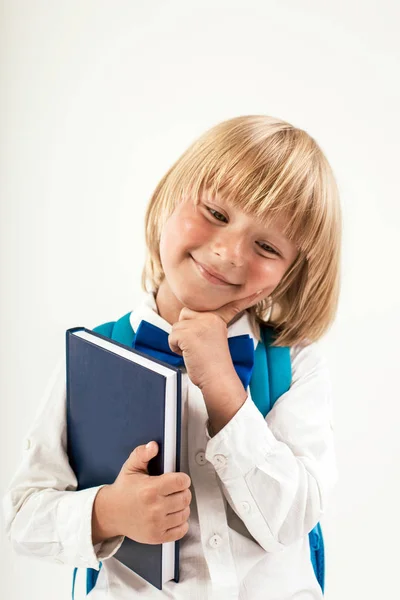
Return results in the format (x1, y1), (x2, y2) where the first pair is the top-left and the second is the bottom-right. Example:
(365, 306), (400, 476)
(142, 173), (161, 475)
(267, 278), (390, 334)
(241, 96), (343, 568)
(259, 226), (290, 245)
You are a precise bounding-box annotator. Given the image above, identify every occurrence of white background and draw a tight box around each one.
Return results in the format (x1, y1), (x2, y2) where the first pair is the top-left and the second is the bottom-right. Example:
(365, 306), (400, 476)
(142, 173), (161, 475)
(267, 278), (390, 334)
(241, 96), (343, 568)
(1, 1), (399, 599)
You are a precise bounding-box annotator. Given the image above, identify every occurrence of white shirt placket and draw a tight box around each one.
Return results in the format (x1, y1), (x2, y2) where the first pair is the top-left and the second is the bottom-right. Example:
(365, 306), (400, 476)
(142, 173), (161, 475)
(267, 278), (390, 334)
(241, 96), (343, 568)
(187, 381), (239, 600)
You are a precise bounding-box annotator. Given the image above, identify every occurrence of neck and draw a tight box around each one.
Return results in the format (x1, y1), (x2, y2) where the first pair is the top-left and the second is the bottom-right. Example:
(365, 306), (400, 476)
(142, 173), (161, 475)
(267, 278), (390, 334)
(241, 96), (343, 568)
(154, 279), (184, 325)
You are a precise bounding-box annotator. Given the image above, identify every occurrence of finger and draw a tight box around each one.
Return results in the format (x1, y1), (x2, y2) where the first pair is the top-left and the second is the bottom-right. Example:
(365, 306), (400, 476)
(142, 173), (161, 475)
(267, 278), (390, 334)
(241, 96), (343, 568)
(158, 471), (191, 496)
(165, 488), (192, 514)
(165, 506), (190, 530)
(215, 289), (265, 325)
(160, 521), (189, 544)
(178, 306), (201, 322)
(168, 331), (183, 356)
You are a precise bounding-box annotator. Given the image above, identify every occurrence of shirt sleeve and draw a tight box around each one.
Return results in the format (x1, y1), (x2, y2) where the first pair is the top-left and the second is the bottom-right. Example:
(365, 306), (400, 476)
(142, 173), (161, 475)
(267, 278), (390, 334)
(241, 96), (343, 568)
(204, 341), (337, 553)
(2, 356), (125, 569)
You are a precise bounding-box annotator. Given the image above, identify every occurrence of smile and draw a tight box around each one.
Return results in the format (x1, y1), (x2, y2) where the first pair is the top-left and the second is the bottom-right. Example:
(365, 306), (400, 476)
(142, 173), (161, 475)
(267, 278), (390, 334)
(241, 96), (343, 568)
(191, 256), (233, 286)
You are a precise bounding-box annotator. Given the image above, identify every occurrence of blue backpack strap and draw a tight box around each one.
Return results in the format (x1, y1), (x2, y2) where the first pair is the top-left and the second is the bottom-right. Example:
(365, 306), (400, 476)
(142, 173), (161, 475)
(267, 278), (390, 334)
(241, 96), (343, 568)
(86, 566), (101, 595)
(249, 336), (271, 415)
(109, 311), (136, 346)
(72, 567), (78, 599)
(92, 321), (115, 338)
(72, 313), (136, 599)
(309, 522), (325, 591)
(250, 325), (325, 594)
(261, 326), (292, 402)
(249, 326), (292, 413)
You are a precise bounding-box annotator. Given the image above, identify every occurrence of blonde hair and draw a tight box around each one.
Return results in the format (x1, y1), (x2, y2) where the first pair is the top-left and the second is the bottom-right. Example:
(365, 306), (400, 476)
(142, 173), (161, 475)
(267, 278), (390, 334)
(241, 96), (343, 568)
(141, 115), (342, 347)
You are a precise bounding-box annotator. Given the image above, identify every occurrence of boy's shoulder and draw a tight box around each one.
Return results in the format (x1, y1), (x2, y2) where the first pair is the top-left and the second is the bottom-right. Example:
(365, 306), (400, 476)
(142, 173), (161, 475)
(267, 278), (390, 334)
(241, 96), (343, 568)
(289, 340), (330, 386)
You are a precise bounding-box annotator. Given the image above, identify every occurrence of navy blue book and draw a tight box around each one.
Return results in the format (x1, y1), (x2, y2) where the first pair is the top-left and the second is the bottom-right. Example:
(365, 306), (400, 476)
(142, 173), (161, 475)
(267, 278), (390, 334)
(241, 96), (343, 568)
(65, 326), (182, 590)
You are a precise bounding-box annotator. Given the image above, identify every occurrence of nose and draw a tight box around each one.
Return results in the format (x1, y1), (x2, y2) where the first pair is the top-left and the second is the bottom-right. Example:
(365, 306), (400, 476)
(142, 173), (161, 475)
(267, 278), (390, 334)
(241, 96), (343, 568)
(211, 231), (247, 267)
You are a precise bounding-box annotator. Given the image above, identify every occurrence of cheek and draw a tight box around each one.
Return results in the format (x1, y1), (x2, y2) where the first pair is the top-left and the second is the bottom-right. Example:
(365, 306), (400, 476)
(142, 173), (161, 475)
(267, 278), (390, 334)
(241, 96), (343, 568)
(180, 214), (210, 247)
(159, 218), (178, 268)
(248, 260), (287, 291)
(160, 213), (208, 262)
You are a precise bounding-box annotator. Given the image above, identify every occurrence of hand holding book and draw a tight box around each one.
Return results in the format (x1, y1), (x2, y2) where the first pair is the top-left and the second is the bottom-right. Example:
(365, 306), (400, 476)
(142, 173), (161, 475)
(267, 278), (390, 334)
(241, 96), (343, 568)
(92, 441), (192, 546)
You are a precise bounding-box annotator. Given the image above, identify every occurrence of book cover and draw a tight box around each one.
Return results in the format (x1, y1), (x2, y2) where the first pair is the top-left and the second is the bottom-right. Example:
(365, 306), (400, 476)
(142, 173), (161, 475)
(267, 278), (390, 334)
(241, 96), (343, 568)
(66, 326), (182, 590)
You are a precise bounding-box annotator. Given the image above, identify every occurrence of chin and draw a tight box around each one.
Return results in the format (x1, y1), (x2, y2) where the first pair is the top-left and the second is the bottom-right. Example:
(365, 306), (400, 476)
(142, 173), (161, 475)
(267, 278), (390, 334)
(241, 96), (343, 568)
(184, 294), (229, 314)
(173, 286), (217, 312)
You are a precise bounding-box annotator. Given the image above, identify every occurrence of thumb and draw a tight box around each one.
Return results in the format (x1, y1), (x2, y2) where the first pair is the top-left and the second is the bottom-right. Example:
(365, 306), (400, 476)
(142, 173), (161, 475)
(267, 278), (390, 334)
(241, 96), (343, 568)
(125, 441), (159, 474)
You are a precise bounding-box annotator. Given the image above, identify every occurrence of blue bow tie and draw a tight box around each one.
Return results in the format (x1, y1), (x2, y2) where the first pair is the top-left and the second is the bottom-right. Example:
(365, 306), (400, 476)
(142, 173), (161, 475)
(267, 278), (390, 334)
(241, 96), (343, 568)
(132, 319), (255, 390)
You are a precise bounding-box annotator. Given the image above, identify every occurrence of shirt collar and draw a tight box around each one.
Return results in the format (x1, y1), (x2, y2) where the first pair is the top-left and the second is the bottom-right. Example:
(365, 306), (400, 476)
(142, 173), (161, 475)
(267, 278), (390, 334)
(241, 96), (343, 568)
(130, 290), (259, 351)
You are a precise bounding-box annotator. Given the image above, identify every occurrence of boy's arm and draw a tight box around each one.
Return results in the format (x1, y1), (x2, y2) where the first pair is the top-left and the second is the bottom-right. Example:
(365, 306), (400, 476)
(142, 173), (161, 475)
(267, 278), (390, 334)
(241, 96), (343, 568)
(203, 342), (337, 553)
(2, 357), (125, 568)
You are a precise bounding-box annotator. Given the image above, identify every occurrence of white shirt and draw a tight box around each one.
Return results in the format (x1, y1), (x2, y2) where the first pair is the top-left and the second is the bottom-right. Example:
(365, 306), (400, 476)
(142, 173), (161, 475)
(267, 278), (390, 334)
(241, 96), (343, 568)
(3, 291), (337, 599)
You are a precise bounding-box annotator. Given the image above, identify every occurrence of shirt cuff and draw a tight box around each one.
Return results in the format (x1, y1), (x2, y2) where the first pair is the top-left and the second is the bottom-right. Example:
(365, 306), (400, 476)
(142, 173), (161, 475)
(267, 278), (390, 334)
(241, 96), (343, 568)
(57, 485), (124, 570)
(94, 535), (125, 562)
(204, 394), (279, 479)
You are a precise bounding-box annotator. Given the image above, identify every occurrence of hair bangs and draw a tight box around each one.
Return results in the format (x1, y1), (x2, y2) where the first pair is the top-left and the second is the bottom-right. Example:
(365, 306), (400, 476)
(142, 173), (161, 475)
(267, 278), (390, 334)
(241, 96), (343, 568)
(177, 127), (324, 259)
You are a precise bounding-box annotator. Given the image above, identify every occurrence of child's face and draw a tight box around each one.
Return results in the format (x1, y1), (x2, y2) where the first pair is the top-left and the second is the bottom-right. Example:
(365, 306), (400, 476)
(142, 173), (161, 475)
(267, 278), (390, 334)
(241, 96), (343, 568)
(157, 192), (299, 324)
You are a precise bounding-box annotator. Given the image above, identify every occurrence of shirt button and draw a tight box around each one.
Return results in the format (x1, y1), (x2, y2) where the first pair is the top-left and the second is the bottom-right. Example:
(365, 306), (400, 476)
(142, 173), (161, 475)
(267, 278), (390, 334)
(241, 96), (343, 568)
(23, 439), (31, 450)
(208, 534), (223, 548)
(240, 501), (251, 513)
(195, 451), (206, 465)
(213, 454), (227, 468)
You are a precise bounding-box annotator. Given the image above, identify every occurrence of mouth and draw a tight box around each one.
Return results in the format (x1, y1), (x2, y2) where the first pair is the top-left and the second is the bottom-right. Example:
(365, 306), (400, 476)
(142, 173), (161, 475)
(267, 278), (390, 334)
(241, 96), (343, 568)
(190, 256), (235, 286)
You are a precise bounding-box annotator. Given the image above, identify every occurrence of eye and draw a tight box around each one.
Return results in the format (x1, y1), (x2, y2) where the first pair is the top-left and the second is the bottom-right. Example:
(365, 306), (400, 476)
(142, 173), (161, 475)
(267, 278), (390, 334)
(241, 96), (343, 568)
(206, 206), (280, 257)
(257, 242), (280, 256)
(207, 207), (227, 222)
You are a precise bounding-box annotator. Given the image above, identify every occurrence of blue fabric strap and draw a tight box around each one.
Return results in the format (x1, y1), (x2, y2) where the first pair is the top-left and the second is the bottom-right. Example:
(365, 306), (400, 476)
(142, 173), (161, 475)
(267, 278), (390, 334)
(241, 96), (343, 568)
(92, 320), (115, 339)
(248, 326), (292, 416)
(72, 567), (77, 599)
(109, 312), (135, 346)
(249, 336), (271, 416)
(86, 566), (101, 595)
(262, 327), (292, 402)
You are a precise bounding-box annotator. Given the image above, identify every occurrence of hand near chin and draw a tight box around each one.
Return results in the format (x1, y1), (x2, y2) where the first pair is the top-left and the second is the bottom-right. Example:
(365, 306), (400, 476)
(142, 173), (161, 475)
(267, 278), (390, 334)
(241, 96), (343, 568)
(168, 288), (268, 390)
